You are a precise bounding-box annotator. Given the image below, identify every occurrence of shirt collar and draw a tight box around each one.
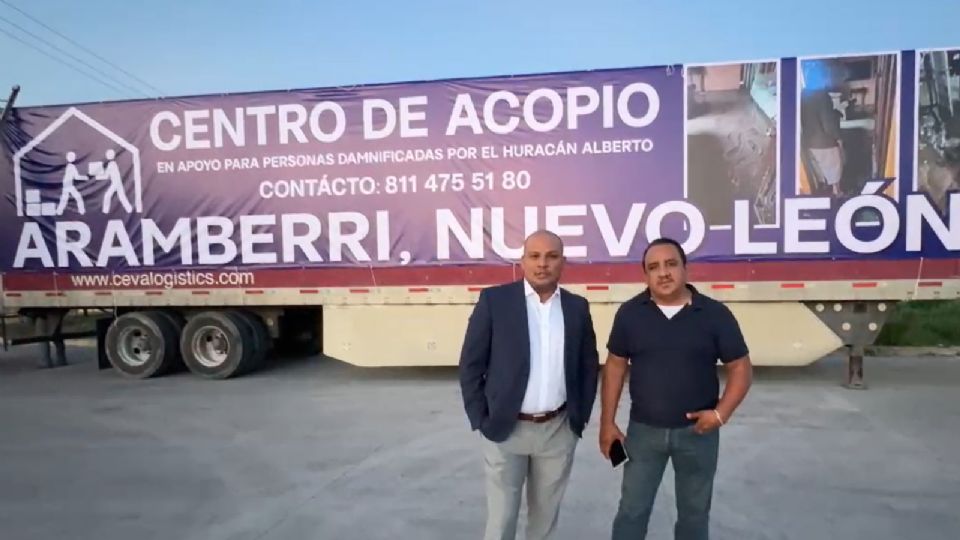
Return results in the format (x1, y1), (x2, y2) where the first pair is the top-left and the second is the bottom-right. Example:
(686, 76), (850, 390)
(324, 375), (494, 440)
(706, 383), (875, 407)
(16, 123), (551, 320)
(524, 279), (560, 300)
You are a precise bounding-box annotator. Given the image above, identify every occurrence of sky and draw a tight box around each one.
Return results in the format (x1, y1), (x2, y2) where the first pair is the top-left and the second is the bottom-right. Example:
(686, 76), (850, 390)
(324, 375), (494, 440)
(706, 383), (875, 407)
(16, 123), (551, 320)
(1, 0), (959, 107)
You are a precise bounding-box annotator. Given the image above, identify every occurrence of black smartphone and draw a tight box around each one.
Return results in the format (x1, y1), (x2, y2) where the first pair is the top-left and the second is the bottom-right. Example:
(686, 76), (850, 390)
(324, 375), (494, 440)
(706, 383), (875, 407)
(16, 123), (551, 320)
(609, 439), (629, 468)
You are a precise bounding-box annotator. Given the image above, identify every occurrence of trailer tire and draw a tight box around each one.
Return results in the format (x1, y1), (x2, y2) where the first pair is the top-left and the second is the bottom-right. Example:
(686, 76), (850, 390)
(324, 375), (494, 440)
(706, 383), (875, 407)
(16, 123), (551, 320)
(234, 311), (270, 371)
(180, 311), (255, 379)
(150, 310), (186, 371)
(153, 310), (186, 334)
(105, 311), (180, 379)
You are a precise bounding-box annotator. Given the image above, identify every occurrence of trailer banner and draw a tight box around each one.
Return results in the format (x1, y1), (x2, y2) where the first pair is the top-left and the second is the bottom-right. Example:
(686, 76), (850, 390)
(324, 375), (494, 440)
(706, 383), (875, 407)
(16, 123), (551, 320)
(2, 52), (959, 273)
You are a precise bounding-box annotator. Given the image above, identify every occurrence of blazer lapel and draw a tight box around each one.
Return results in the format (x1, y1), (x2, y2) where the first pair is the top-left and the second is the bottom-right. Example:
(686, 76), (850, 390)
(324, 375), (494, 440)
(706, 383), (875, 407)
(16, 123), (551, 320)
(514, 280), (531, 369)
(560, 288), (577, 379)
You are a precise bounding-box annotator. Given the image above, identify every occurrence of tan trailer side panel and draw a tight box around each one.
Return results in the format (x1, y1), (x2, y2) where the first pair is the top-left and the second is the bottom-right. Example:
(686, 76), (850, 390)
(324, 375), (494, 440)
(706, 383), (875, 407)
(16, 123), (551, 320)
(323, 304), (475, 367)
(323, 302), (844, 368)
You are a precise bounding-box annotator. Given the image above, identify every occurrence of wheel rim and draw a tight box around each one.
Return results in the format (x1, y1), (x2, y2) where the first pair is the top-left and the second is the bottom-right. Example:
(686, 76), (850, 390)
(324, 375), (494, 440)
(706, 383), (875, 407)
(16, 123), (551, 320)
(116, 325), (154, 367)
(191, 325), (230, 368)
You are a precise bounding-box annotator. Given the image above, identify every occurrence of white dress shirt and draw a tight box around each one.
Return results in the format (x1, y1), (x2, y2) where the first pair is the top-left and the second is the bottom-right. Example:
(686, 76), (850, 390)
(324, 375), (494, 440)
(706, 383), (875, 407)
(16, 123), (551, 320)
(520, 280), (566, 414)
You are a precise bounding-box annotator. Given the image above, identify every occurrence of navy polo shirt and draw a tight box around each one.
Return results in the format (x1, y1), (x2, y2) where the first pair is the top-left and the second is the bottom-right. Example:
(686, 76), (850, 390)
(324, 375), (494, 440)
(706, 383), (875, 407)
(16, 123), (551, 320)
(606, 284), (749, 428)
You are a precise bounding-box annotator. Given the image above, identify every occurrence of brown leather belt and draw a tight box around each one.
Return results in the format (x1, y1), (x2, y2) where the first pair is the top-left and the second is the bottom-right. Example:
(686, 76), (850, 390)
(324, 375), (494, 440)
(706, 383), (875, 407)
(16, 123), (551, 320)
(518, 403), (566, 423)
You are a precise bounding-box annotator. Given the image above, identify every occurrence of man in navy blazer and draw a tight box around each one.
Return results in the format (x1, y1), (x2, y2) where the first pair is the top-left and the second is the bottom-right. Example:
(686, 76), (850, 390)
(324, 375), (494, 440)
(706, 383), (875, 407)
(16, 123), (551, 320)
(459, 230), (600, 540)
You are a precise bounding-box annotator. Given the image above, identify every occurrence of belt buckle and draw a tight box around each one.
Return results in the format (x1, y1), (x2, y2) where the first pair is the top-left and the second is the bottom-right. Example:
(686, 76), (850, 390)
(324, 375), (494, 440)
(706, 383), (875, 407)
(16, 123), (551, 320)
(520, 411), (548, 422)
(533, 409), (557, 422)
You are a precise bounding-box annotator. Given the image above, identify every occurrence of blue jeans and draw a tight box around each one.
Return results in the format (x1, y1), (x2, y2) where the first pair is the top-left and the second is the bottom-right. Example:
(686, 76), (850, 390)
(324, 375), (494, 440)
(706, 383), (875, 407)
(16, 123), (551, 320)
(611, 421), (719, 540)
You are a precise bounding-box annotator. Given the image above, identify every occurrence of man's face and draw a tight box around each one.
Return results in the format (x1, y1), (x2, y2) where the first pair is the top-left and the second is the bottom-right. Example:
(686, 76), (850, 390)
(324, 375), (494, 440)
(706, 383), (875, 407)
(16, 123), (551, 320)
(643, 244), (687, 298)
(521, 234), (565, 291)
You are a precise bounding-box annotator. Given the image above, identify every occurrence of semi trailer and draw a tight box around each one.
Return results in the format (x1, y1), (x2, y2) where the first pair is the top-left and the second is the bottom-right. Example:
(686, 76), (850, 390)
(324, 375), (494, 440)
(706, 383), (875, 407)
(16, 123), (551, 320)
(1, 48), (958, 386)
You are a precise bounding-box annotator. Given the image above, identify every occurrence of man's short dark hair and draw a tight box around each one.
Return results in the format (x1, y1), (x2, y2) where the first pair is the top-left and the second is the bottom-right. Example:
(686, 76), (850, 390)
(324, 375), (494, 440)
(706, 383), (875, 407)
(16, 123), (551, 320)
(642, 237), (687, 269)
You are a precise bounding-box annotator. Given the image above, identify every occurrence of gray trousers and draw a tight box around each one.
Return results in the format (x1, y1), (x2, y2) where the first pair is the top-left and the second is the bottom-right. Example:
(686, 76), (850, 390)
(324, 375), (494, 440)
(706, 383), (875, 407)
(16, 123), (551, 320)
(481, 412), (578, 540)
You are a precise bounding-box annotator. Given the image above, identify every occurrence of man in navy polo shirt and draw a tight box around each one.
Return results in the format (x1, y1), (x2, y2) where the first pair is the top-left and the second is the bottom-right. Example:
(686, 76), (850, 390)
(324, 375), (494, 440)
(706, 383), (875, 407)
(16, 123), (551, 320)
(599, 237), (753, 540)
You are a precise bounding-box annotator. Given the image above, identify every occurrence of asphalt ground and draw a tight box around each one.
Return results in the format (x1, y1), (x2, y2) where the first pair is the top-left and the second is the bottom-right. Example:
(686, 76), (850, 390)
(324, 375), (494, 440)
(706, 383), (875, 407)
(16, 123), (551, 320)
(1, 342), (958, 540)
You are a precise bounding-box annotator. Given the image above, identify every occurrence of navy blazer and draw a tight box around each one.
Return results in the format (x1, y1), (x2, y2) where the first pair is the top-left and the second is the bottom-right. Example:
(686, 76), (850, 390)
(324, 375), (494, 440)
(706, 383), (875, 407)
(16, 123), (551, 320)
(458, 280), (600, 443)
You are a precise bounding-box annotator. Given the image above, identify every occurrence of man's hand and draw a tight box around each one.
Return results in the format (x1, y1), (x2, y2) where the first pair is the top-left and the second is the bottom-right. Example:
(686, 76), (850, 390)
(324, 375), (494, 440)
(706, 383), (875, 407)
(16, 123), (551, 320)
(599, 353), (629, 458)
(599, 423), (626, 458)
(686, 409), (723, 434)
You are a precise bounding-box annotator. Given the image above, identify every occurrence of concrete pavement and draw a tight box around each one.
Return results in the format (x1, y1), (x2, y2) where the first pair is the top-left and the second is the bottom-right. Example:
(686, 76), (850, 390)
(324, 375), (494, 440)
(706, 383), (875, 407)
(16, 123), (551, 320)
(1, 343), (958, 540)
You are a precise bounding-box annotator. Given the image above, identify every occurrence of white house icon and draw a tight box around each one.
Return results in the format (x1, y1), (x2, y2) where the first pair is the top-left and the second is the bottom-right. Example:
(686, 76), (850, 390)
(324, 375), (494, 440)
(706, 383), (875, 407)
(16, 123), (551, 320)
(13, 107), (143, 217)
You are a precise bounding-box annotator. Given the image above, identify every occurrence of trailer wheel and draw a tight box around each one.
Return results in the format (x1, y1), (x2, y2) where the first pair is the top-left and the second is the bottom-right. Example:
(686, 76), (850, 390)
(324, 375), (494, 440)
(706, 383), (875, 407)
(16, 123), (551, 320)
(105, 311), (180, 379)
(180, 311), (255, 379)
(234, 311), (271, 371)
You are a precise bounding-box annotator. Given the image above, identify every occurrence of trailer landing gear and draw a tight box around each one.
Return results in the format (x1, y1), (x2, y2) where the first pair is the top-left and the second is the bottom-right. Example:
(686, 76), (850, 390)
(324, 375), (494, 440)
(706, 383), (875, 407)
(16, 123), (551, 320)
(805, 301), (892, 390)
(844, 344), (866, 390)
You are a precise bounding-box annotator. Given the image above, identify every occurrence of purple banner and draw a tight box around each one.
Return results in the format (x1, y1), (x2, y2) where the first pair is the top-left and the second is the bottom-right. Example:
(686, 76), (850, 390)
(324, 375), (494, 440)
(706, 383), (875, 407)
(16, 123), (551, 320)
(2, 56), (959, 273)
